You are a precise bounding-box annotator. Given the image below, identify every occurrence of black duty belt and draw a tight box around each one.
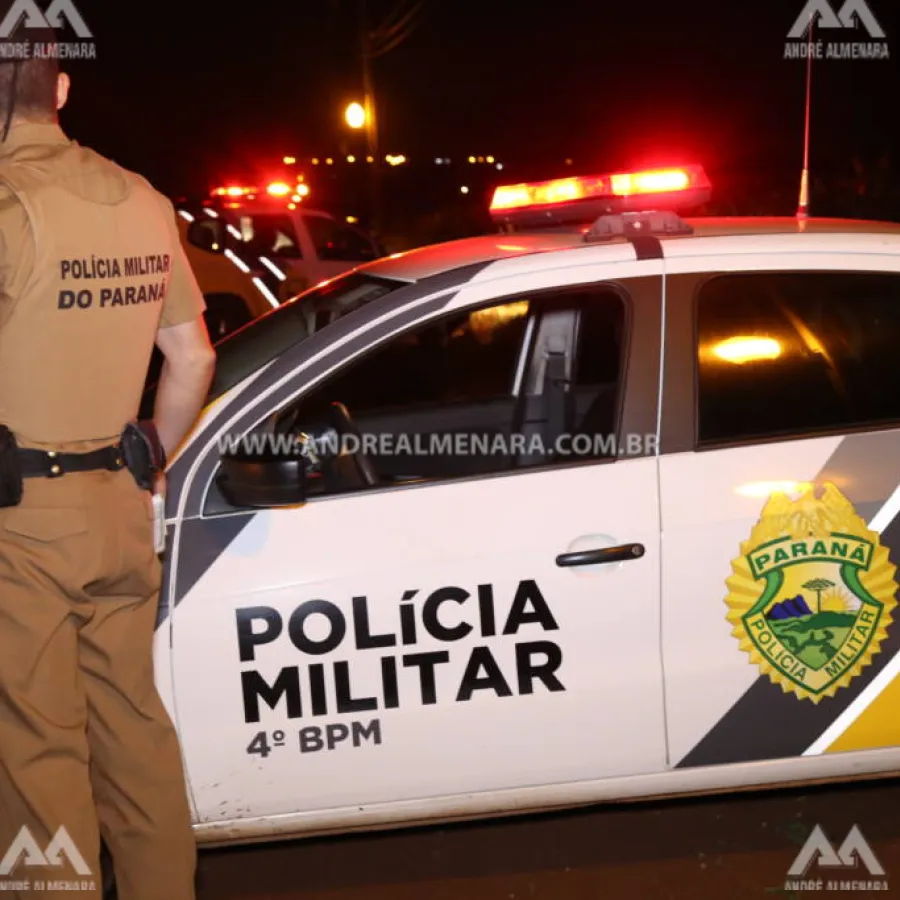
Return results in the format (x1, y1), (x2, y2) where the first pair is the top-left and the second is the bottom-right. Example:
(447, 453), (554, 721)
(18, 444), (126, 479)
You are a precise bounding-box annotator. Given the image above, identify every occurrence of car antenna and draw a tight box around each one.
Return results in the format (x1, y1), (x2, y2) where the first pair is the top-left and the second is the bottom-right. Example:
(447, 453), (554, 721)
(796, 13), (815, 220)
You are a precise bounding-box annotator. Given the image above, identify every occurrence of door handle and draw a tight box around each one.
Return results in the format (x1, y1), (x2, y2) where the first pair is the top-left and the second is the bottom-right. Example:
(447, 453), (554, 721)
(555, 543), (645, 567)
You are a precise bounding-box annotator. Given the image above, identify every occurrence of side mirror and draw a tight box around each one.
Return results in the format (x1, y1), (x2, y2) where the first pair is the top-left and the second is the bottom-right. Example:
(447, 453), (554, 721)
(216, 453), (307, 508)
(187, 217), (227, 254)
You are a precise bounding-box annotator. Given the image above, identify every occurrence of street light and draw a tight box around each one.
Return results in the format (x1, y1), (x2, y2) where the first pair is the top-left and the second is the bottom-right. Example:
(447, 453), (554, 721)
(345, 102), (366, 130)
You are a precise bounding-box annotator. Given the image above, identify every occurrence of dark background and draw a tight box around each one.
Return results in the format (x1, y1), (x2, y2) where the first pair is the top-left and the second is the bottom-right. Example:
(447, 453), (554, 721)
(55, 0), (900, 240)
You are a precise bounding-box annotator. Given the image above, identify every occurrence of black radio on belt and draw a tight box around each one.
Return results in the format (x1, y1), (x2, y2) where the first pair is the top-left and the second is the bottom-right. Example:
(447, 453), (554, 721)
(121, 420), (166, 491)
(0, 421), (166, 504)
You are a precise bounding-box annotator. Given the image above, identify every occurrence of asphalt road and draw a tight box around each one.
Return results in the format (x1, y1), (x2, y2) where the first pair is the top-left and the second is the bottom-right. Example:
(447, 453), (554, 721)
(195, 776), (900, 900)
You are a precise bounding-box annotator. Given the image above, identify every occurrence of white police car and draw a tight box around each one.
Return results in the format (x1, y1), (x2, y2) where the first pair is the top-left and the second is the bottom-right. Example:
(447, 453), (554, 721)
(202, 181), (383, 301)
(149, 165), (900, 848)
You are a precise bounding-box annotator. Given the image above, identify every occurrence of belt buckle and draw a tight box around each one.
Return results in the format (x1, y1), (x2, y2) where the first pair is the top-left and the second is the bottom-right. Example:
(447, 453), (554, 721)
(46, 450), (63, 478)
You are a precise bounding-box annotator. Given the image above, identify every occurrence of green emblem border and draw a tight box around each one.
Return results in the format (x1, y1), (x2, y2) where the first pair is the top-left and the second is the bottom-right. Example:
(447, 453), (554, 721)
(741, 532), (884, 696)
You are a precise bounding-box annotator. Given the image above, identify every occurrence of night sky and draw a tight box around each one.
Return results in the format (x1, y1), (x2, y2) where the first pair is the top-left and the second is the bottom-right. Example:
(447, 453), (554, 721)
(57, 0), (900, 207)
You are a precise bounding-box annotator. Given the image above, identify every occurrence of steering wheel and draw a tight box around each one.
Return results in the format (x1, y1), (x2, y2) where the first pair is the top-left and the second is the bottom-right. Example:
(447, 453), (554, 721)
(326, 402), (379, 487)
(269, 401), (378, 489)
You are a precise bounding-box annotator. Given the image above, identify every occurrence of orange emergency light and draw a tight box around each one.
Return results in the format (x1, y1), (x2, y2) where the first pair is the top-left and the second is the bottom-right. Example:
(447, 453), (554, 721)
(489, 164), (711, 227)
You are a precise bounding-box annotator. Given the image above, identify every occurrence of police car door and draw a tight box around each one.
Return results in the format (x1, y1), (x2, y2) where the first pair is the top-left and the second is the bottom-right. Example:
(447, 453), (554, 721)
(167, 260), (666, 829)
(657, 241), (900, 781)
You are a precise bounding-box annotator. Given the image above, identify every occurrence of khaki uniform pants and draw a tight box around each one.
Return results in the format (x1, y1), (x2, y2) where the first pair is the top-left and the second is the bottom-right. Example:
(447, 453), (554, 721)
(0, 467), (196, 899)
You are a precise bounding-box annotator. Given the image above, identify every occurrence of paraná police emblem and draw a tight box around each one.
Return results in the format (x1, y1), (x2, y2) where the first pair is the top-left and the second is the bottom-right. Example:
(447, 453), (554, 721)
(725, 482), (898, 703)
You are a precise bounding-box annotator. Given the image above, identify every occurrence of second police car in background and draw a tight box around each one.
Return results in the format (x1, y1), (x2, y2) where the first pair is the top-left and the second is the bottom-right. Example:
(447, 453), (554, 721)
(175, 210), (274, 340)
(177, 178), (383, 338)
(148, 165), (900, 847)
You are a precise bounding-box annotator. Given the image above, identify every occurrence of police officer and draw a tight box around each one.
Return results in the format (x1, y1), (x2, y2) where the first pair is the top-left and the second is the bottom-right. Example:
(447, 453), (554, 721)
(0, 21), (215, 900)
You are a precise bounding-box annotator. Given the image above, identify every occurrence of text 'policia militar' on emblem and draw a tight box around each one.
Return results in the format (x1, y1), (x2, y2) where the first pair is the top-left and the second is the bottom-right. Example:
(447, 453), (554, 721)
(56, 254), (172, 310)
(725, 483), (898, 702)
(235, 579), (565, 726)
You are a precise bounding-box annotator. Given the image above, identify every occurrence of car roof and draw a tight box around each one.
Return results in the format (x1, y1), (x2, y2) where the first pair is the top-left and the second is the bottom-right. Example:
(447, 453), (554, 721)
(365, 216), (900, 283)
(683, 216), (900, 236)
(369, 233), (586, 281)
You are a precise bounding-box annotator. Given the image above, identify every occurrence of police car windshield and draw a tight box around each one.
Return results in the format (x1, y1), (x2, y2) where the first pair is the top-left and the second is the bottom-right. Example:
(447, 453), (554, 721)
(210, 272), (402, 397)
(140, 272), (402, 416)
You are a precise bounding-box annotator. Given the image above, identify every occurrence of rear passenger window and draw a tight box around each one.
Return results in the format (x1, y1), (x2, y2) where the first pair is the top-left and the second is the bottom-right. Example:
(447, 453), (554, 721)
(696, 272), (900, 446)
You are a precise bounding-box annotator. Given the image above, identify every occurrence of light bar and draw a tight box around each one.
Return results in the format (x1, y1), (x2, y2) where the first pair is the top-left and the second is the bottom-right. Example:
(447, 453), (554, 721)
(611, 168), (692, 195)
(489, 164), (711, 226)
(211, 182), (308, 203)
(491, 175), (607, 212)
(213, 186), (254, 198)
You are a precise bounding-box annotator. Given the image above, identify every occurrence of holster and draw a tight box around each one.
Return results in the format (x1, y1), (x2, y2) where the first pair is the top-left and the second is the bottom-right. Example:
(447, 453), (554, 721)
(121, 420), (166, 491)
(0, 425), (22, 508)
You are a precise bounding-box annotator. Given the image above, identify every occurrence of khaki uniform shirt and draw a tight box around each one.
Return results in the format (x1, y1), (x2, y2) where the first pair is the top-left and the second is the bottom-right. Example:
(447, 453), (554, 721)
(0, 123), (205, 450)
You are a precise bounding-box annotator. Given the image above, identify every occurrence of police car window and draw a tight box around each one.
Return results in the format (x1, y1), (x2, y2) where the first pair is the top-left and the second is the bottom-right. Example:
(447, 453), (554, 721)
(238, 214), (302, 259)
(575, 297), (625, 385)
(696, 272), (900, 446)
(569, 292), (627, 448)
(271, 287), (628, 493)
(271, 299), (530, 487)
(304, 215), (378, 262)
(301, 299), (531, 415)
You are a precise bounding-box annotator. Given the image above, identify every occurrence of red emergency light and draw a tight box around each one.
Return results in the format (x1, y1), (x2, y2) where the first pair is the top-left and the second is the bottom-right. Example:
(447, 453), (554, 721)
(489, 164), (711, 227)
(211, 180), (309, 209)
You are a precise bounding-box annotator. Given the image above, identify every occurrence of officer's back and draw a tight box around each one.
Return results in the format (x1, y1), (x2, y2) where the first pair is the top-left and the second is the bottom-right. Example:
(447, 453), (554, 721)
(0, 22), (214, 900)
(0, 129), (190, 450)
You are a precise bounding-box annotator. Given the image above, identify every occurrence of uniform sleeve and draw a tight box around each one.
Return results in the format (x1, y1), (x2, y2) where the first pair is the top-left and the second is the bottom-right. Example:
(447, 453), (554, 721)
(0, 187), (34, 328)
(158, 199), (206, 329)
